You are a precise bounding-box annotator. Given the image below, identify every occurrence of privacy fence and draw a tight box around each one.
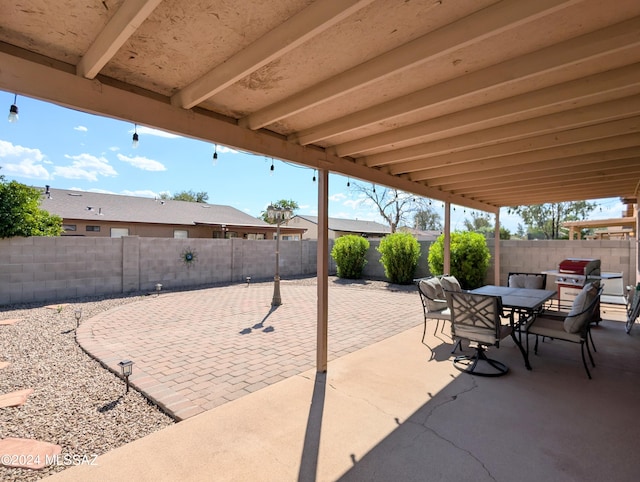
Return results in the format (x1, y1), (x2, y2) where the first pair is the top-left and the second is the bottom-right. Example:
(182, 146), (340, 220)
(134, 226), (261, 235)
(0, 236), (636, 306)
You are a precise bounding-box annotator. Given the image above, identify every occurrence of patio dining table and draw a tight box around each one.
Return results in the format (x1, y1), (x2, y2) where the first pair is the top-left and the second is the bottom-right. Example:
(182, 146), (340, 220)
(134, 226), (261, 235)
(470, 285), (557, 370)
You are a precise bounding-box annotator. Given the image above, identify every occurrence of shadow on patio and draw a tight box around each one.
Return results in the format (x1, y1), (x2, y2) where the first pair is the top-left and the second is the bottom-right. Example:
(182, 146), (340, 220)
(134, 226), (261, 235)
(48, 305), (640, 482)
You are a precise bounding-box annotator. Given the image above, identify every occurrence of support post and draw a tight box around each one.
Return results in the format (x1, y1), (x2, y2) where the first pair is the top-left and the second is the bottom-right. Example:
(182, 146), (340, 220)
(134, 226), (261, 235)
(317, 168), (329, 373)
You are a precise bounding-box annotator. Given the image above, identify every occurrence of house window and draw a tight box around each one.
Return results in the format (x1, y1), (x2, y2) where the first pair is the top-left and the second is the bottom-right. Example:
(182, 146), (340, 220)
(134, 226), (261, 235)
(110, 228), (129, 238)
(174, 230), (189, 238)
(63, 224), (77, 232)
(86, 225), (101, 232)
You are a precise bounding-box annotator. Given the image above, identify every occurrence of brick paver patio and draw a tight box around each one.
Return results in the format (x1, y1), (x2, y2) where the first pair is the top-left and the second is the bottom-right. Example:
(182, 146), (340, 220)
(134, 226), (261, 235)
(77, 279), (421, 420)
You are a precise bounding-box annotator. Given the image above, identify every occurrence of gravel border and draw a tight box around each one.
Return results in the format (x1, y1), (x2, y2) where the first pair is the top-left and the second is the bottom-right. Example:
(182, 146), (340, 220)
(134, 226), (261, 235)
(0, 293), (175, 481)
(0, 276), (416, 481)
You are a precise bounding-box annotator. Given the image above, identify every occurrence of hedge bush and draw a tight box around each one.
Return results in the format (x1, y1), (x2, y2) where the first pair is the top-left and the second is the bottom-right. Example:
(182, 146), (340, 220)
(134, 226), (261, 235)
(427, 231), (491, 289)
(377, 232), (421, 284)
(330, 235), (370, 279)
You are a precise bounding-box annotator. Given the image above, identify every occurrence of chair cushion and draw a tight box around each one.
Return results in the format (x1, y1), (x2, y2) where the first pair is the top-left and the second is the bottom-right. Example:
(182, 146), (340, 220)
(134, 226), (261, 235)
(530, 316), (583, 342)
(564, 283), (598, 333)
(454, 324), (512, 345)
(509, 274), (544, 289)
(440, 275), (461, 292)
(419, 278), (448, 311)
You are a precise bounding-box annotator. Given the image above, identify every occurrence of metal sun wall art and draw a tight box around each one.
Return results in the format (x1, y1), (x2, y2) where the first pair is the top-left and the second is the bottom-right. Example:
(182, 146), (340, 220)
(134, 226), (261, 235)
(180, 247), (198, 267)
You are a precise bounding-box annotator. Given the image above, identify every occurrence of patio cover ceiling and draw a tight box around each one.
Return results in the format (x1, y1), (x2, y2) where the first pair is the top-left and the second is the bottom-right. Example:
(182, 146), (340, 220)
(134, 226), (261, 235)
(1, 0), (640, 212)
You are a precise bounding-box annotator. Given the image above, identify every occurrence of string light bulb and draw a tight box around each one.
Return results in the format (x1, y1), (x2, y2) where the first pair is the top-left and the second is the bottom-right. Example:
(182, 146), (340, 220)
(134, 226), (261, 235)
(213, 144), (218, 165)
(347, 178), (351, 187)
(312, 170), (316, 182)
(7, 94), (18, 123)
(132, 124), (139, 148)
(372, 184), (376, 193)
(270, 158), (274, 175)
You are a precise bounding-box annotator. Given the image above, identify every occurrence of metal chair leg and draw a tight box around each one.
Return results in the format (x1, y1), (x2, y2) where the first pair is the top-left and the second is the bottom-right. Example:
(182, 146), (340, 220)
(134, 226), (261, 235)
(581, 342), (592, 379)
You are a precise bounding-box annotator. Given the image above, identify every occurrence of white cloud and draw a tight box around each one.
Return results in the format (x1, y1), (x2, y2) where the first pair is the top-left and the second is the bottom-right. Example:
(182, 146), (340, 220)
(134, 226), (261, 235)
(108, 146), (120, 152)
(0, 140), (51, 179)
(132, 126), (181, 139)
(74, 125), (88, 132)
(120, 189), (161, 198)
(217, 145), (239, 154)
(343, 198), (364, 209)
(116, 153), (167, 171)
(329, 193), (346, 202)
(54, 153), (118, 181)
(80, 187), (116, 194)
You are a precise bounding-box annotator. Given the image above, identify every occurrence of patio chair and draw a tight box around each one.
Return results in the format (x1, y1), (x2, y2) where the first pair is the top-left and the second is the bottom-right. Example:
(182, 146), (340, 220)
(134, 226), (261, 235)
(508, 272), (547, 289)
(416, 277), (451, 343)
(445, 291), (513, 377)
(525, 284), (603, 379)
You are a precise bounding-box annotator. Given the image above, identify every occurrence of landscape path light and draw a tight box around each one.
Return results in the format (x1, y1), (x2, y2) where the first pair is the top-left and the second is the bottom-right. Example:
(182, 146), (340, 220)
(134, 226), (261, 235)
(118, 360), (134, 393)
(74, 308), (82, 328)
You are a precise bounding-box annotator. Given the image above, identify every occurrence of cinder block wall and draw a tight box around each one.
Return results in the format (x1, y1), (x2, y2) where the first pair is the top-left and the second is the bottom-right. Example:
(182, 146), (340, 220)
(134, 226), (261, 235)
(489, 239), (637, 289)
(0, 237), (324, 305)
(0, 236), (635, 305)
(0, 236), (123, 304)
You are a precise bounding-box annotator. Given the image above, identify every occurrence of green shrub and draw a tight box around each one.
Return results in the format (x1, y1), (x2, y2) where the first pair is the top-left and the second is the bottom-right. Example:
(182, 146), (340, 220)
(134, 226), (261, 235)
(377, 232), (421, 284)
(427, 231), (491, 289)
(331, 235), (370, 279)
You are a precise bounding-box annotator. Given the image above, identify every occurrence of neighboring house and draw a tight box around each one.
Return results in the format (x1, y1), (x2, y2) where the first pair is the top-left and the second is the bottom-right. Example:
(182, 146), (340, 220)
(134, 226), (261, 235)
(39, 187), (306, 239)
(397, 226), (441, 241)
(288, 215), (391, 239)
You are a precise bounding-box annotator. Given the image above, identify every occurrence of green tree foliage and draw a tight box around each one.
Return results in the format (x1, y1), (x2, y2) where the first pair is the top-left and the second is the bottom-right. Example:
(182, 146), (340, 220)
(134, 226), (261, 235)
(463, 212), (492, 232)
(508, 201), (597, 239)
(330, 235), (370, 279)
(413, 206), (442, 230)
(0, 176), (63, 238)
(171, 190), (209, 203)
(463, 212), (510, 239)
(377, 232), (421, 284)
(260, 199), (299, 223)
(428, 232), (491, 289)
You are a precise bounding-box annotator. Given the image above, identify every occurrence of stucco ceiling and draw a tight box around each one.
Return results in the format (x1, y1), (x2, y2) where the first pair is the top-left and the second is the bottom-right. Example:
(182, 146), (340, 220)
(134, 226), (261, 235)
(1, 0), (639, 213)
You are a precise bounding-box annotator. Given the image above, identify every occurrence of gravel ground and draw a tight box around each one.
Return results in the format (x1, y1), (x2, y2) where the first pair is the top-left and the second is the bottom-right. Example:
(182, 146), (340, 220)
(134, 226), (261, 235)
(0, 276), (415, 481)
(0, 293), (175, 481)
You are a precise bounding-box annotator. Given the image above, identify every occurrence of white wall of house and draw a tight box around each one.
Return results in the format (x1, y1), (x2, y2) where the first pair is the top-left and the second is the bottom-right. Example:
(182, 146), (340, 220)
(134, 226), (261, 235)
(0, 236), (635, 305)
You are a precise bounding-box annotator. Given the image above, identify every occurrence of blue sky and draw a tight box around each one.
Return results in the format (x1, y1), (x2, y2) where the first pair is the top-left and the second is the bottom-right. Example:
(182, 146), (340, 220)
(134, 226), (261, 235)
(0, 90), (626, 233)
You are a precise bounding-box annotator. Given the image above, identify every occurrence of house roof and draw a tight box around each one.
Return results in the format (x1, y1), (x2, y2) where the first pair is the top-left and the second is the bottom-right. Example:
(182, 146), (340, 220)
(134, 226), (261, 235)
(293, 215), (390, 235)
(1, 1), (639, 209)
(40, 187), (271, 228)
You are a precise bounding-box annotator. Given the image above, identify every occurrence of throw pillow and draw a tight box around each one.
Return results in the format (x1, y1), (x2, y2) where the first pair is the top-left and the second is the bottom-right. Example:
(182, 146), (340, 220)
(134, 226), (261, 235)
(440, 275), (462, 292)
(420, 278), (448, 312)
(508, 274), (526, 288)
(524, 275), (545, 290)
(563, 283), (597, 333)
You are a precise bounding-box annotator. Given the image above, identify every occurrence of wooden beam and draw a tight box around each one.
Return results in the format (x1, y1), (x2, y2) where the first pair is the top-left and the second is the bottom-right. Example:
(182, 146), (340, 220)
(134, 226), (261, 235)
(408, 135), (640, 181)
(364, 98), (640, 167)
(77, 0), (162, 79)
(334, 64), (640, 157)
(172, 0), (374, 109)
(440, 159), (640, 192)
(243, 0), (581, 131)
(290, 16), (640, 145)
